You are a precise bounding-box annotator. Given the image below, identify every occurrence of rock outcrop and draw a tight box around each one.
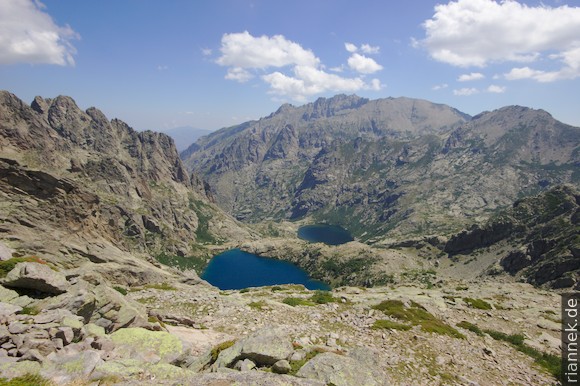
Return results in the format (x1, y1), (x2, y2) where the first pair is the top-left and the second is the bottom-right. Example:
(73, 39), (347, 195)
(444, 185), (580, 288)
(0, 91), (253, 274)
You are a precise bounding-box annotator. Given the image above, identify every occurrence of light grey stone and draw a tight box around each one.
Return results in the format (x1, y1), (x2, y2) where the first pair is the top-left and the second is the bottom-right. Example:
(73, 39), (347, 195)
(4, 262), (70, 294)
(272, 359), (291, 374)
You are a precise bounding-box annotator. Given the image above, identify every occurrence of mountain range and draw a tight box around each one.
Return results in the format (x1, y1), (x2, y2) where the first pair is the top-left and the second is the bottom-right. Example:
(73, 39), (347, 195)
(0, 90), (575, 385)
(182, 94), (579, 242)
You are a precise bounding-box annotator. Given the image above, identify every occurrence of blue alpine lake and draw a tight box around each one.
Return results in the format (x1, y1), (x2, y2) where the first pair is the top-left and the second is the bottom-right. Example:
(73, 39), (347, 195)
(297, 224), (354, 245)
(201, 249), (330, 290)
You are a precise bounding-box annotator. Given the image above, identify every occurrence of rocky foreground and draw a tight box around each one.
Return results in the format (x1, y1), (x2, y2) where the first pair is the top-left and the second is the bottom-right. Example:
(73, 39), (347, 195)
(0, 255), (560, 385)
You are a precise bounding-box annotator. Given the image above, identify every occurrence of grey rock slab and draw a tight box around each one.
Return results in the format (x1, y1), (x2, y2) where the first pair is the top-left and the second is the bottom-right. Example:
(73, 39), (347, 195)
(238, 328), (295, 366)
(296, 352), (385, 386)
(0, 286), (19, 302)
(3, 262), (70, 294)
(234, 358), (256, 372)
(0, 302), (22, 317)
(8, 321), (29, 334)
(0, 242), (14, 261)
(41, 350), (102, 383)
(272, 359), (291, 374)
(0, 360), (42, 378)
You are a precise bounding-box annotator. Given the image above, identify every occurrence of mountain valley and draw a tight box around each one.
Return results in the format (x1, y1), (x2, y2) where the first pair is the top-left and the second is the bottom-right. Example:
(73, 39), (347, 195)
(0, 91), (577, 385)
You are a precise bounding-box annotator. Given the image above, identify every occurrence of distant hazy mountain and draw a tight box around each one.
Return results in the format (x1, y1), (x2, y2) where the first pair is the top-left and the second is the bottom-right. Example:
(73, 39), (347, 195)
(161, 126), (213, 152)
(181, 94), (579, 241)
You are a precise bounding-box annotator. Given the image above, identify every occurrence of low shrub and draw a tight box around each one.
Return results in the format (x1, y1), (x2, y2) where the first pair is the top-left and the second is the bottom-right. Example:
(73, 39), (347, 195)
(372, 299), (464, 339)
(372, 319), (411, 331)
(456, 321), (484, 336)
(463, 297), (493, 310)
(282, 297), (314, 307)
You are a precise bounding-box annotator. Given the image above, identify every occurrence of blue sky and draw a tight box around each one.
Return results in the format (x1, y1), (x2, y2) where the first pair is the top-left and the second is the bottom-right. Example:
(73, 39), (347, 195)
(1, 0), (579, 131)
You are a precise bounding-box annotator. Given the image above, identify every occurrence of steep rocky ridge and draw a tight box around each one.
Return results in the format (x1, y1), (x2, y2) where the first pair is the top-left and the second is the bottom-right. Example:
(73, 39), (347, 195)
(0, 91), (253, 275)
(441, 185), (580, 289)
(182, 95), (579, 240)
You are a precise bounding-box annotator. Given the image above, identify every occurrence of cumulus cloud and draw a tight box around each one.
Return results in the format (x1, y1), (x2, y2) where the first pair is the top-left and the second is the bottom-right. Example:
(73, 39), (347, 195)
(487, 85), (506, 93)
(225, 67), (253, 82)
(361, 44), (380, 54)
(432, 83), (448, 90)
(347, 53), (383, 74)
(345, 42), (358, 53)
(344, 42), (380, 55)
(263, 66), (382, 102)
(453, 87), (479, 96)
(217, 31), (319, 69)
(418, 0), (580, 82)
(458, 72), (484, 82)
(0, 0), (79, 66)
(217, 31), (384, 101)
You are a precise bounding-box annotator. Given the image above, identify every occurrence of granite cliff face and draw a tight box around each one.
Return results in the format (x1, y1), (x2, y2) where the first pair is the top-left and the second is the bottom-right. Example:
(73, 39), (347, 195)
(443, 185), (580, 289)
(0, 91), (251, 274)
(182, 95), (579, 241)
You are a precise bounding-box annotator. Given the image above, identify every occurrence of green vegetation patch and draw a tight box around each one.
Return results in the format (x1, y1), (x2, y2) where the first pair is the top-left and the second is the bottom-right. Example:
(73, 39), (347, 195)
(189, 199), (217, 244)
(401, 269), (437, 289)
(270, 286), (284, 292)
(463, 297), (493, 310)
(282, 297), (315, 307)
(309, 290), (338, 304)
(143, 283), (177, 291)
(113, 286), (128, 295)
(484, 328), (560, 380)
(155, 252), (210, 274)
(19, 306), (39, 316)
(456, 321), (484, 336)
(0, 256), (49, 278)
(372, 319), (411, 331)
(372, 299), (464, 339)
(248, 300), (268, 310)
(0, 374), (52, 386)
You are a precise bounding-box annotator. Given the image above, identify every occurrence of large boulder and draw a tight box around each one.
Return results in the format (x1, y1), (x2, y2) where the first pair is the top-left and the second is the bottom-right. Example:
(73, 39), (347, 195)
(40, 350), (103, 384)
(3, 262), (70, 294)
(92, 359), (193, 383)
(110, 327), (184, 363)
(296, 352), (384, 386)
(214, 328), (294, 368)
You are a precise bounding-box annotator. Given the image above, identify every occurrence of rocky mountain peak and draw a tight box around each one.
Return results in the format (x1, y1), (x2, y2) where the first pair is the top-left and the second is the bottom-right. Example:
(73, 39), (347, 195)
(302, 94), (369, 120)
(0, 91), (252, 263)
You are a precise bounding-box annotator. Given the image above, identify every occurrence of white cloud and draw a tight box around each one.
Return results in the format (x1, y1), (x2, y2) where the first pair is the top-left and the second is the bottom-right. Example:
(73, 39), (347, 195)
(345, 42), (358, 53)
(344, 42), (380, 55)
(225, 67), (253, 82)
(432, 83), (448, 90)
(419, 0), (580, 77)
(263, 66), (367, 102)
(217, 31), (319, 69)
(504, 46), (580, 82)
(487, 85), (506, 93)
(347, 53), (383, 74)
(361, 44), (380, 54)
(218, 31), (384, 101)
(369, 78), (383, 91)
(453, 87), (479, 96)
(458, 72), (484, 82)
(0, 0), (78, 66)
(157, 65), (169, 71)
(201, 48), (212, 56)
